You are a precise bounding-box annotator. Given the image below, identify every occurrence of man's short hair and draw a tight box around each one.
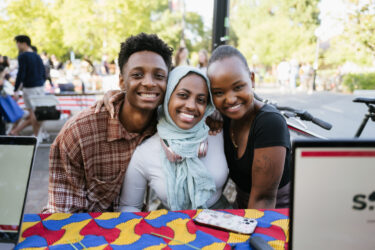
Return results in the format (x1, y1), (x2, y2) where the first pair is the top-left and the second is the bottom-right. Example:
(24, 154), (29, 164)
(118, 33), (173, 74)
(14, 35), (31, 46)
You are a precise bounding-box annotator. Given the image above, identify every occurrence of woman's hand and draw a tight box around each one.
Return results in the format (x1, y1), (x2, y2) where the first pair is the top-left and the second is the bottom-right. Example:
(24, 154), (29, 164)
(94, 90), (124, 118)
(206, 110), (223, 135)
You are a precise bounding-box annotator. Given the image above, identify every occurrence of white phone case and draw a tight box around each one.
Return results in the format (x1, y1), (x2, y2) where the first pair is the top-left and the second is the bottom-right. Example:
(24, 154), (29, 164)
(194, 209), (257, 234)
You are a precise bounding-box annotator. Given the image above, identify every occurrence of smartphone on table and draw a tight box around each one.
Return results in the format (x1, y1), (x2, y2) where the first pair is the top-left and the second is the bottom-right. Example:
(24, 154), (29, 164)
(194, 209), (257, 234)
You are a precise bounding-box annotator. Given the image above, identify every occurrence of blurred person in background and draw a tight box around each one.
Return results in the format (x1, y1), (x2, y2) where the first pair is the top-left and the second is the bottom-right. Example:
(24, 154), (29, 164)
(80, 55), (96, 91)
(1, 64), (20, 135)
(41, 52), (54, 88)
(174, 47), (190, 67)
(289, 59), (299, 92)
(108, 59), (117, 75)
(0, 55), (10, 68)
(299, 62), (313, 93)
(0, 55), (11, 82)
(197, 49), (209, 73)
(0, 65), (14, 96)
(277, 59), (290, 90)
(101, 54), (110, 75)
(50, 54), (63, 70)
(10, 35), (46, 137)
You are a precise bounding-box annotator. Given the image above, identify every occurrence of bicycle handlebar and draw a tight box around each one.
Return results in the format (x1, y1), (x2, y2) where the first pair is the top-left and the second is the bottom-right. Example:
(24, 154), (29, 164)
(254, 93), (332, 130)
(311, 117), (332, 130)
(276, 105), (332, 130)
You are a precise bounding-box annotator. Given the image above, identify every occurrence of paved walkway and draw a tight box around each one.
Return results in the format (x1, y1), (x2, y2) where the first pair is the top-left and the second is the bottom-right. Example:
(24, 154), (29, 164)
(24, 145), (50, 213)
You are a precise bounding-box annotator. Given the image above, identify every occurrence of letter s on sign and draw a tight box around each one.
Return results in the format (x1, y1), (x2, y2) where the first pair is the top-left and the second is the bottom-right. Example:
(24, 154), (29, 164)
(353, 194), (367, 210)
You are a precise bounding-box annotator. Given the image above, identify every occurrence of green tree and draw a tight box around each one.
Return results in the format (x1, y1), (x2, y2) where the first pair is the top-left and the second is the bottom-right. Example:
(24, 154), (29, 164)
(230, 0), (320, 66)
(0, 0), (65, 58)
(346, 0), (375, 58)
(0, 0), (208, 61)
(151, 9), (209, 59)
(320, 0), (375, 67)
(53, 0), (169, 59)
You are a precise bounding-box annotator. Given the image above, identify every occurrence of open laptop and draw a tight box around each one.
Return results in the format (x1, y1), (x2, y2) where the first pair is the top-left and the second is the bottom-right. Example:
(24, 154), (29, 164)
(290, 139), (375, 250)
(0, 136), (36, 250)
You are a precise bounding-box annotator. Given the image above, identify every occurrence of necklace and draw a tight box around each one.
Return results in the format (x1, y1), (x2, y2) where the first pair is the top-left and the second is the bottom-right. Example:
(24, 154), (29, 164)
(230, 127), (238, 148)
(229, 104), (260, 150)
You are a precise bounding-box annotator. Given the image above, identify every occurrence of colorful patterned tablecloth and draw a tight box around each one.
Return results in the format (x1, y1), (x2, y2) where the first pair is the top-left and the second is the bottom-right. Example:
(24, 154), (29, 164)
(16, 209), (289, 250)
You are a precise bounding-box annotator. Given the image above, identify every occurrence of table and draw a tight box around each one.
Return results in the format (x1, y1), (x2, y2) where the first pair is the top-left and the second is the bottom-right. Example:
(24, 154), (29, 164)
(16, 209), (288, 249)
(17, 94), (99, 116)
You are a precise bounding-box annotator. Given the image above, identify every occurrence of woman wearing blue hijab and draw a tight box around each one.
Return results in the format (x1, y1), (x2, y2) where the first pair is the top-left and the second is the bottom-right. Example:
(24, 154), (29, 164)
(119, 66), (230, 211)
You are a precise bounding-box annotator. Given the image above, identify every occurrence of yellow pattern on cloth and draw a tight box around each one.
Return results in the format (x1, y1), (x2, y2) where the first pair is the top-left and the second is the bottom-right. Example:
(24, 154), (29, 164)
(144, 243), (168, 250)
(244, 209), (264, 219)
(227, 232), (250, 243)
(268, 240), (286, 250)
(86, 244), (110, 250)
(17, 209), (289, 249)
(18, 221), (39, 243)
(271, 219), (289, 242)
(165, 218), (196, 245)
(53, 219), (91, 245)
(145, 209), (168, 220)
(111, 218), (142, 245)
(43, 213), (72, 221)
(95, 212), (121, 220)
(202, 242), (228, 250)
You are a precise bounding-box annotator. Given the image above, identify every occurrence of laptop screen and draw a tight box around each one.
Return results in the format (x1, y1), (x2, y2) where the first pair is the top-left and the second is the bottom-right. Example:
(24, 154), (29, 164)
(290, 139), (375, 250)
(0, 137), (36, 243)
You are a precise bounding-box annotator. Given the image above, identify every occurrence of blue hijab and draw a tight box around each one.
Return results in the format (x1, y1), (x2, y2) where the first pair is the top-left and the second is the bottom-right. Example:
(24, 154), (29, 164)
(157, 66), (216, 210)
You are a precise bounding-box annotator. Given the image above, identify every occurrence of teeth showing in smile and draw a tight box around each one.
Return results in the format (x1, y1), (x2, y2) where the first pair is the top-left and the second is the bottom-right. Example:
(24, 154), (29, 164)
(140, 93), (157, 98)
(180, 112), (194, 120)
(227, 104), (241, 111)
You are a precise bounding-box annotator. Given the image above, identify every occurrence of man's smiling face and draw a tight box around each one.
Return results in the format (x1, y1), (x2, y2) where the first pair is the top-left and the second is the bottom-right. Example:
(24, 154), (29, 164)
(120, 50), (168, 111)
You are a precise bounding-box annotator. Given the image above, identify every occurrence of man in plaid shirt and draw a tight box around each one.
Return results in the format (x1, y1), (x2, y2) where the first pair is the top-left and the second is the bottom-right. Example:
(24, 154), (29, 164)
(42, 33), (173, 213)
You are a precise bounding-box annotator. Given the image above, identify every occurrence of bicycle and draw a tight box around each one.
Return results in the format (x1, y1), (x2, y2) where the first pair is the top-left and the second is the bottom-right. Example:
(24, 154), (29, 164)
(255, 94), (375, 139)
(352, 97), (375, 138)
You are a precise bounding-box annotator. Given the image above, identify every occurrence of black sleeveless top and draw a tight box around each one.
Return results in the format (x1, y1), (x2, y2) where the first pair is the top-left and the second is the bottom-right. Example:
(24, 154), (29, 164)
(223, 104), (290, 193)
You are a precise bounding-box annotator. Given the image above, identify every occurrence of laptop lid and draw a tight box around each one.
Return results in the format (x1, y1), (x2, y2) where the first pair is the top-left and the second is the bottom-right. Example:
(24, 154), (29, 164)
(290, 139), (375, 250)
(0, 136), (36, 245)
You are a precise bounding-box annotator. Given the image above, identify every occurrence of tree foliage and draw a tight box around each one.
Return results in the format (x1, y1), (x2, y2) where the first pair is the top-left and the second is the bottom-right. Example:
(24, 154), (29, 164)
(346, 0), (375, 57)
(0, 0), (207, 61)
(342, 72), (375, 92)
(325, 0), (375, 66)
(0, 0), (65, 58)
(230, 0), (320, 66)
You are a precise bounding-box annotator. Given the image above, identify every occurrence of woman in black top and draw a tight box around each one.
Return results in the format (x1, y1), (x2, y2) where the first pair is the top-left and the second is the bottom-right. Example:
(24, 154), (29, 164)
(207, 45), (290, 209)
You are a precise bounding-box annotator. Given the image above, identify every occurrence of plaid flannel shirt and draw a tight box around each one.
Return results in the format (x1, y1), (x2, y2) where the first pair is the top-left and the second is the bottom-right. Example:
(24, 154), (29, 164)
(42, 101), (156, 213)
